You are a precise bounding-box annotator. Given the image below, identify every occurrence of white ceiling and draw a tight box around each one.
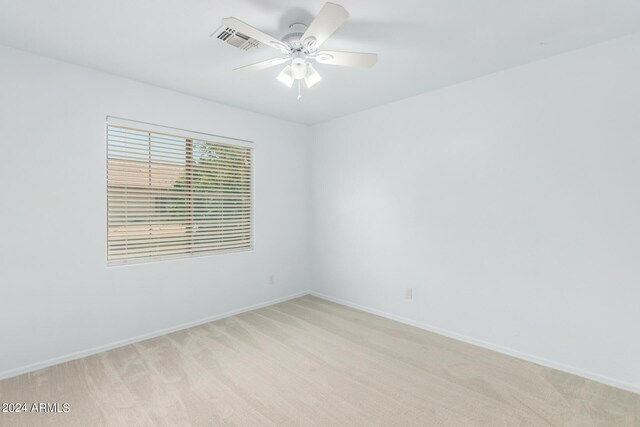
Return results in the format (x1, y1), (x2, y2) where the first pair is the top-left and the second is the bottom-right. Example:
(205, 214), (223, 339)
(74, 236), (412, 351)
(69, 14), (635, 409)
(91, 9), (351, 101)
(1, 0), (639, 124)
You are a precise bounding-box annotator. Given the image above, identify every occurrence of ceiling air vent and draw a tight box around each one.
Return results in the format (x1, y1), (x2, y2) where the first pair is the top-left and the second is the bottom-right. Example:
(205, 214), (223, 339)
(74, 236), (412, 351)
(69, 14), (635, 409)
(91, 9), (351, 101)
(212, 26), (259, 51)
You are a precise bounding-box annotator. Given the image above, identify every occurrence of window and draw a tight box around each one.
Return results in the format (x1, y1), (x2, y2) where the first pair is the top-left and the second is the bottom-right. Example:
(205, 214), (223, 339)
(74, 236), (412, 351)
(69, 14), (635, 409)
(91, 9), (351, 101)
(107, 119), (253, 263)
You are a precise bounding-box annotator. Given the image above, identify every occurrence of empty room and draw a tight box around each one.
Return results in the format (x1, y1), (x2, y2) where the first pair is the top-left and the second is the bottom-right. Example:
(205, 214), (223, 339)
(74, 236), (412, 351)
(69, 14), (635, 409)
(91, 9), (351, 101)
(1, 0), (639, 425)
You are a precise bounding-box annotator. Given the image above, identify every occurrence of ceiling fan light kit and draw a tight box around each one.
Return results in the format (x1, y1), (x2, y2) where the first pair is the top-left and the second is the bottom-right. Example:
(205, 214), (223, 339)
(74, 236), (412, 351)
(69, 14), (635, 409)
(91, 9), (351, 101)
(212, 2), (378, 99)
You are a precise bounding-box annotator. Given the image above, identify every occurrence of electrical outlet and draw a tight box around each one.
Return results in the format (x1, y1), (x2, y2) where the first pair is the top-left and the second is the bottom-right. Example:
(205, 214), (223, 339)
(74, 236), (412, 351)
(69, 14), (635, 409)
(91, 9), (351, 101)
(269, 275), (275, 285)
(405, 288), (413, 300)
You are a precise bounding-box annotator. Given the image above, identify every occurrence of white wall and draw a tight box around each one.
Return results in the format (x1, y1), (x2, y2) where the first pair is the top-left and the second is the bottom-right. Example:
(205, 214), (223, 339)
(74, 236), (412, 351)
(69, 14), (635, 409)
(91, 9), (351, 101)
(311, 33), (640, 392)
(0, 45), (312, 377)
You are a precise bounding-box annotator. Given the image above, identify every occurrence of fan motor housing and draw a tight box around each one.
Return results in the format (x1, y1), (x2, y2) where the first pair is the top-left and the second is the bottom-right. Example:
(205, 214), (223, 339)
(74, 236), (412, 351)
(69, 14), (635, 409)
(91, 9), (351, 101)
(281, 23), (308, 50)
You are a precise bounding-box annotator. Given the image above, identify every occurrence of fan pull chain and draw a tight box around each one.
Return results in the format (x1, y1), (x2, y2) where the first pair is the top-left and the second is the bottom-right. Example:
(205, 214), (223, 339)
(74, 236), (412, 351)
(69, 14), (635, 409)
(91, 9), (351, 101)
(297, 80), (302, 100)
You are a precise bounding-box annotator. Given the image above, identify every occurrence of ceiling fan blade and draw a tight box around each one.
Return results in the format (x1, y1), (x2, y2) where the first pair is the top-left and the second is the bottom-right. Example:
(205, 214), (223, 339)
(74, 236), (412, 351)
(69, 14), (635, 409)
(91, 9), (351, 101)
(301, 3), (350, 50)
(315, 50), (378, 68)
(221, 17), (289, 52)
(233, 57), (289, 73)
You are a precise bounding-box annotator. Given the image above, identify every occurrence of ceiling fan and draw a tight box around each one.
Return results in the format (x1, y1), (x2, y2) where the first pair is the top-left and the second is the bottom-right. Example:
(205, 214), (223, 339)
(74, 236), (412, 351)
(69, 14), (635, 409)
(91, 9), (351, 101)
(212, 2), (378, 99)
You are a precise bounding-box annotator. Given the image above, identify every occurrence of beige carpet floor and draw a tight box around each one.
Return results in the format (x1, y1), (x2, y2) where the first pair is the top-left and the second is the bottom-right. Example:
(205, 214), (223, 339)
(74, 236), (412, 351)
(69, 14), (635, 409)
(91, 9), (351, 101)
(1, 295), (638, 426)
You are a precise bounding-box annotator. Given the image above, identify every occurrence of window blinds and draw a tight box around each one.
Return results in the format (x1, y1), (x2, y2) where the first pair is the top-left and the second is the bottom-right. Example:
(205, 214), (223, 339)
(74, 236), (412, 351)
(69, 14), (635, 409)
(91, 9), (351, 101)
(107, 122), (253, 263)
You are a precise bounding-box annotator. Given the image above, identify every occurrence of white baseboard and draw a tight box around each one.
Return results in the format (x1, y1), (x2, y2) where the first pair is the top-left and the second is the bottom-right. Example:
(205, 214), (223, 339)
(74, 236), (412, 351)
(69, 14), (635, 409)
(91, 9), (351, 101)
(0, 291), (310, 381)
(5, 289), (638, 396)
(309, 291), (640, 395)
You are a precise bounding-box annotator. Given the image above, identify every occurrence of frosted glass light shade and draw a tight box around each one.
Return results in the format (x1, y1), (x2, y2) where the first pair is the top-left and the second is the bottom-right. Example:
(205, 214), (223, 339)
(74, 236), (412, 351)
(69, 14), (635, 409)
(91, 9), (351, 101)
(304, 63), (322, 88)
(277, 65), (294, 88)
